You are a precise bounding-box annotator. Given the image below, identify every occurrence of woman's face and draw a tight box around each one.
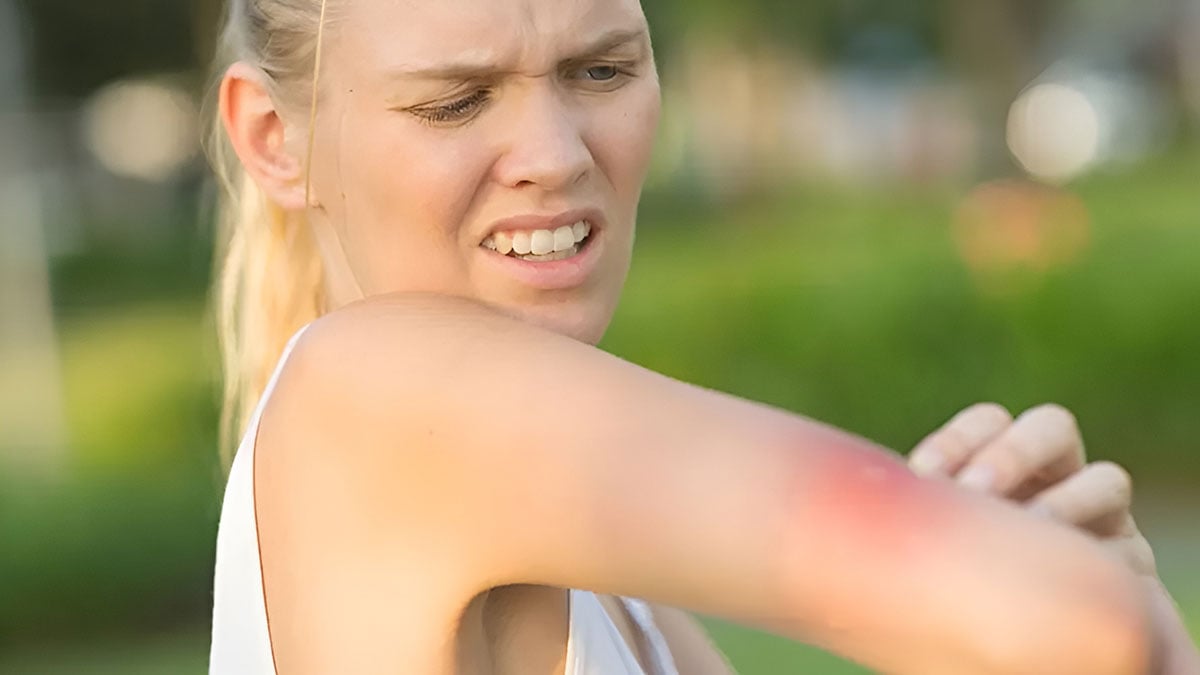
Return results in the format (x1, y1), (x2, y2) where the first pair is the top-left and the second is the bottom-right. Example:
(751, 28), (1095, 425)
(303, 0), (661, 343)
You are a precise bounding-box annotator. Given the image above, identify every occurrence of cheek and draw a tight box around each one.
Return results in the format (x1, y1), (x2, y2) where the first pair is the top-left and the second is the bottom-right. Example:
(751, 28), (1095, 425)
(352, 123), (477, 229)
(589, 84), (661, 196)
(329, 112), (490, 288)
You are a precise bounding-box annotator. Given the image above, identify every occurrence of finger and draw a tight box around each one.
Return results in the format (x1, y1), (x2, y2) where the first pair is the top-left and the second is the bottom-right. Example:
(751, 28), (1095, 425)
(1027, 461), (1133, 536)
(955, 403), (1086, 496)
(1110, 518), (1157, 576)
(908, 402), (1012, 477)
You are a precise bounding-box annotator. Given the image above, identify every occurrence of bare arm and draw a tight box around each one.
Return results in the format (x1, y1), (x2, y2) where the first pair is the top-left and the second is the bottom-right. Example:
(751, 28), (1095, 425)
(255, 293), (1155, 674)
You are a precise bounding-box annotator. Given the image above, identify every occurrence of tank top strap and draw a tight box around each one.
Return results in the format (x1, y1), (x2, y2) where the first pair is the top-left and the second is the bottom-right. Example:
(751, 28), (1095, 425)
(619, 597), (680, 675)
(240, 321), (314, 442)
(210, 320), (315, 675)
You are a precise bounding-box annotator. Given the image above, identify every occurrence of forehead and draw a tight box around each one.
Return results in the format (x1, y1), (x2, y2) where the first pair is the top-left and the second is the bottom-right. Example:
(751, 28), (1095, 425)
(331, 0), (647, 73)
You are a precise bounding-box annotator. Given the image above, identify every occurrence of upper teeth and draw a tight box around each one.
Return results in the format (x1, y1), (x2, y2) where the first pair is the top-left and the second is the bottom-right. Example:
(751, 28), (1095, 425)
(483, 221), (591, 255)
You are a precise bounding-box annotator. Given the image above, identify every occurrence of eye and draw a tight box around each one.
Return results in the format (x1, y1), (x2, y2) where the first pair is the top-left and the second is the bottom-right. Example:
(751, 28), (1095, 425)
(568, 61), (637, 91)
(585, 65), (619, 82)
(407, 89), (491, 125)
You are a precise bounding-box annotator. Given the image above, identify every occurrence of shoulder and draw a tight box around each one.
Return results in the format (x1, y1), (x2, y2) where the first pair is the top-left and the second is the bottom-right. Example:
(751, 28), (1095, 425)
(256, 291), (509, 547)
(282, 292), (577, 416)
(296, 291), (527, 361)
(276, 291), (532, 432)
(250, 294), (513, 671)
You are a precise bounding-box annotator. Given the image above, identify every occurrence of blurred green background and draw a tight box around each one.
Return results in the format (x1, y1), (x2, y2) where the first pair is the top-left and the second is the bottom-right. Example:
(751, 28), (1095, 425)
(1, 0), (1197, 672)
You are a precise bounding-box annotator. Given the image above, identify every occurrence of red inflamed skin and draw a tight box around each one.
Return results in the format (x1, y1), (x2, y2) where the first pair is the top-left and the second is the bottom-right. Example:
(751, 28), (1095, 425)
(763, 429), (1152, 674)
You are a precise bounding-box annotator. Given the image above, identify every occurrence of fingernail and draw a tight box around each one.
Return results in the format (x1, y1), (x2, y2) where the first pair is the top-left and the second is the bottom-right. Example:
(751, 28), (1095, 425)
(909, 450), (945, 477)
(958, 465), (995, 492)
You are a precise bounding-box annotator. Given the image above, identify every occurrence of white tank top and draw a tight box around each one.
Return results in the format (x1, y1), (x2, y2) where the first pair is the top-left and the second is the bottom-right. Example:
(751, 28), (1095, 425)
(210, 323), (681, 675)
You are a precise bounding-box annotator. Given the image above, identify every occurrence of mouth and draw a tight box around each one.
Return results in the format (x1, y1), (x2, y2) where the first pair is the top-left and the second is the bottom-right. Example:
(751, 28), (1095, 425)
(480, 220), (595, 263)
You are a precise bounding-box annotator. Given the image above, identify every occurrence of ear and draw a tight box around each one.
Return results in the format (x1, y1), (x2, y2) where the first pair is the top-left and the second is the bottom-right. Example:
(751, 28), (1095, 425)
(219, 62), (310, 211)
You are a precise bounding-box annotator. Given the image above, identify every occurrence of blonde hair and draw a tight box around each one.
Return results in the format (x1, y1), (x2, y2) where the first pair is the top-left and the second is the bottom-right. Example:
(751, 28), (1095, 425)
(203, 0), (333, 467)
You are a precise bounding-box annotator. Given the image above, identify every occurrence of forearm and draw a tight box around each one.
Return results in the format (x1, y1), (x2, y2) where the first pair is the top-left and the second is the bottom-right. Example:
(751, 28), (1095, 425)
(760, 448), (1157, 675)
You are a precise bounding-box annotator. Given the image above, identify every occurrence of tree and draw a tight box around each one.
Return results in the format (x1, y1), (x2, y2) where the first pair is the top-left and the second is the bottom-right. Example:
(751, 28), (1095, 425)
(0, 0), (67, 474)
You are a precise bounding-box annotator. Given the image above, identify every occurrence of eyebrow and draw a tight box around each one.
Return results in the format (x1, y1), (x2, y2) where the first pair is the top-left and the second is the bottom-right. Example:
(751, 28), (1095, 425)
(387, 27), (649, 83)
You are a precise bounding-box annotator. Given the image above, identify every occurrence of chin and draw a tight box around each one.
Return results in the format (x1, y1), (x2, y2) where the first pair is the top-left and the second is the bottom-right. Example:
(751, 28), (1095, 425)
(499, 291), (620, 346)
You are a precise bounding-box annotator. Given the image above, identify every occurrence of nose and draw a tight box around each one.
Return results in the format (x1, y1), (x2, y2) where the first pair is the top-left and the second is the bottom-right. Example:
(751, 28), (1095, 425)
(491, 85), (594, 192)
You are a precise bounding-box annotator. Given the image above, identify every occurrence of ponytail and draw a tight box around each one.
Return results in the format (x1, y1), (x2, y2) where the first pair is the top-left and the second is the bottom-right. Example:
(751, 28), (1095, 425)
(204, 0), (334, 467)
(210, 162), (325, 468)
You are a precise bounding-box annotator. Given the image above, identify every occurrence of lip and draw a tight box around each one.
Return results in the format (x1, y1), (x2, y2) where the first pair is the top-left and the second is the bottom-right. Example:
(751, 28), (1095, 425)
(476, 208), (606, 291)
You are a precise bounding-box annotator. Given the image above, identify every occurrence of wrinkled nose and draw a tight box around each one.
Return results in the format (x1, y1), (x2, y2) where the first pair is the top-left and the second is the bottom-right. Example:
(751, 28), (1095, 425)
(491, 86), (594, 192)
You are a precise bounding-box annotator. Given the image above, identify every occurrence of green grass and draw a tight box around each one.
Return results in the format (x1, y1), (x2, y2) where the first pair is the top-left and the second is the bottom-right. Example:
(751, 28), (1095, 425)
(0, 624), (872, 674)
(707, 620), (874, 674)
(1, 610), (1193, 674)
(0, 630), (208, 675)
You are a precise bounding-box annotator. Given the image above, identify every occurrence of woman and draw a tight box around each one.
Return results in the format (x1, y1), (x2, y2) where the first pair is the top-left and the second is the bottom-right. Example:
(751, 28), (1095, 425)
(205, 0), (1198, 672)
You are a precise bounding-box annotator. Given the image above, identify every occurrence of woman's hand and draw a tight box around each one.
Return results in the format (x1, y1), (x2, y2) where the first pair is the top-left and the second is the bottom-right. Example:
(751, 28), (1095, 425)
(907, 402), (1200, 673)
(907, 402), (1155, 575)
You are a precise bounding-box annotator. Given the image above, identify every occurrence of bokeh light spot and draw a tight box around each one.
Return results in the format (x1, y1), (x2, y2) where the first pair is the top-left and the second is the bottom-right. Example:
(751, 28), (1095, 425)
(82, 79), (199, 183)
(1007, 83), (1101, 183)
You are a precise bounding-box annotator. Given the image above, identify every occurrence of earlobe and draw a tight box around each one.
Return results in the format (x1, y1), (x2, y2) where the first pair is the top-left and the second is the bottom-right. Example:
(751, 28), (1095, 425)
(219, 62), (309, 211)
